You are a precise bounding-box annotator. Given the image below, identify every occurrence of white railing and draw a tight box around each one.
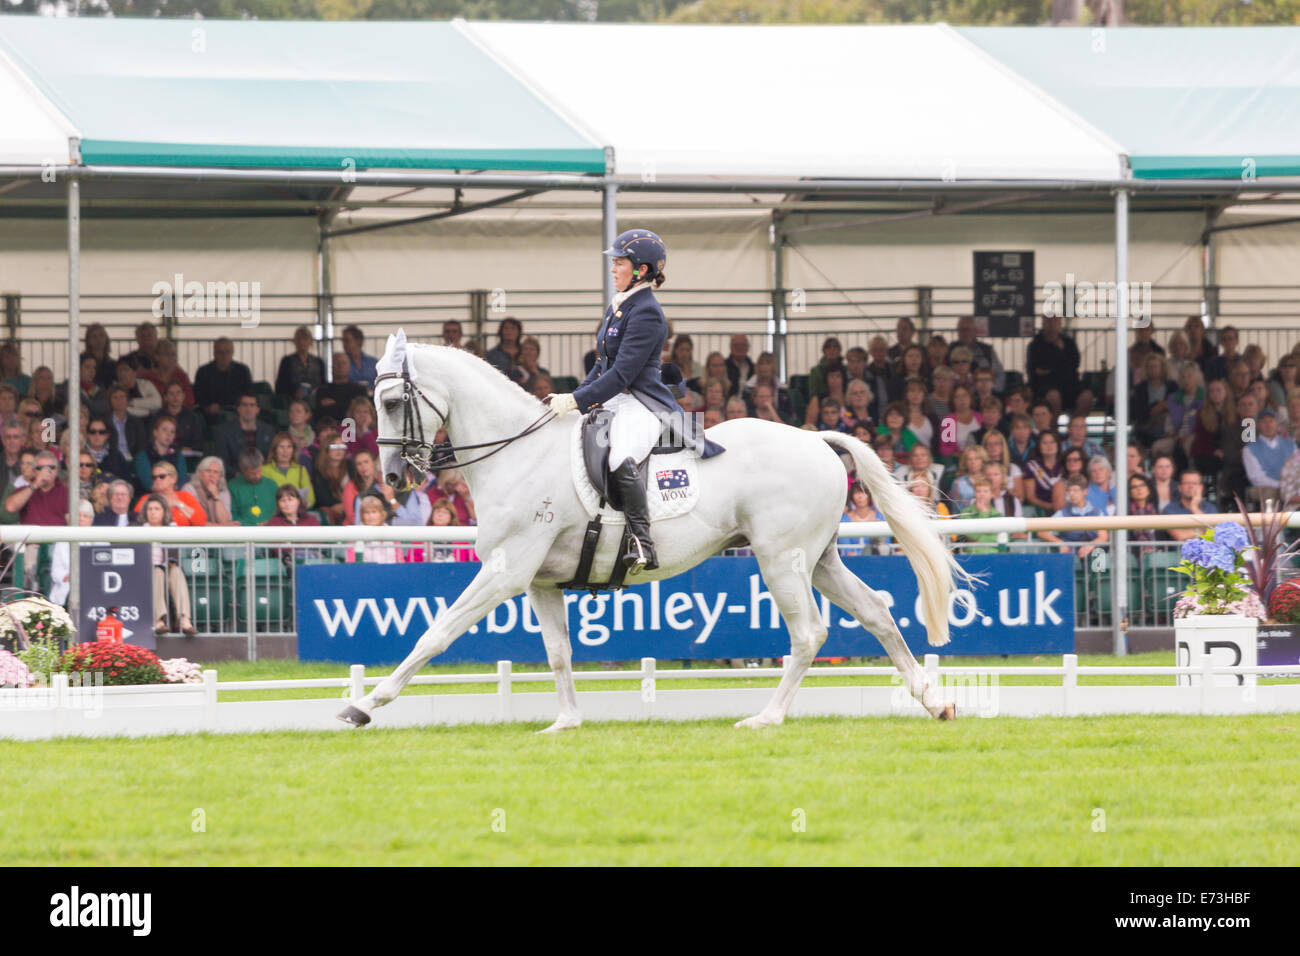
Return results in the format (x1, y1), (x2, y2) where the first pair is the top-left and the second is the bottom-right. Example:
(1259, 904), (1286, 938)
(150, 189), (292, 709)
(2, 654), (1299, 740)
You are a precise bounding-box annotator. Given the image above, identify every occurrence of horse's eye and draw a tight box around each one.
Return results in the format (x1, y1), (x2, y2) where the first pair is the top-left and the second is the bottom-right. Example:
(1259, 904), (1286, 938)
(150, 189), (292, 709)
(384, 398), (401, 413)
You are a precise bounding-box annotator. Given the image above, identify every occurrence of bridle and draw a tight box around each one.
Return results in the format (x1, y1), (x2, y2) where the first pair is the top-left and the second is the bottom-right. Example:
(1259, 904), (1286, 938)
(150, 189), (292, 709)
(374, 356), (556, 485)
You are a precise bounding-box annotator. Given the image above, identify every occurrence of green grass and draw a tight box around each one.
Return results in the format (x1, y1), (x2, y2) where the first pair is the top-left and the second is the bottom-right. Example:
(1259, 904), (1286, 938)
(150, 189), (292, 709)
(3, 715), (1298, 865)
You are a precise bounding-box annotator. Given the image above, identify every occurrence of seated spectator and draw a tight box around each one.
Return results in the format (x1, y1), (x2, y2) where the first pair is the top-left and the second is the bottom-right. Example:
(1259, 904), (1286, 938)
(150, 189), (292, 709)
(871, 432), (897, 472)
(887, 317), (917, 368)
(315, 352), (367, 424)
(48, 500), (91, 605)
(28, 366), (61, 420)
(1051, 447), (1088, 513)
(1030, 401), (1056, 438)
(121, 321), (159, 371)
(0, 341), (31, 396)
(725, 335), (754, 397)
(972, 396), (1005, 446)
(1026, 314), (1088, 415)
(266, 484), (321, 563)
(983, 461), (1023, 520)
(76, 449), (110, 505)
(344, 396), (380, 459)
(134, 414), (189, 493)
(1023, 430), (1064, 514)
(83, 415), (133, 484)
(1127, 473), (1160, 554)
(142, 338), (195, 409)
(748, 382), (789, 425)
(0, 385), (17, 426)
(348, 496), (404, 564)
(929, 366), (956, 420)
(901, 378), (940, 454)
(1007, 413), (1037, 471)
(441, 320), (464, 349)
(5, 450), (68, 525)
(946, 346), (975, 389)
(1126, 441), (1148, 481)
(956, 477), (1000, 554)
(806, 337), (843, 400)
(138, 492), (196, 635)
(688, 352), (731, 398)
(78, 327), (113, 391)
(702, 407), (724, 429)
(24, 411), (51, 456)
(1038, 475), (1108, 560)
(839, 481), (887, 556)
(972, 367), (998, 410)
(63, 354), (109, 422)
(742, 352), (795, 422)
(908, 473), (950, 516)
(420, 496), (477, 562)
(1162, 469), (1218, 542)
(876, 402), (911, 458)
(512, 337), (550, 392)
(0, 418), (24, 491)
(1281, 444), (1300, 511)
(949, 445), (991, 512)
(1086, 455), (1117, 516)
(1243, 408), (1294, 504)
(842, 379), (874, 431)
(134, 460), (205, 527)
(275, 326), (326, 403)
(938, 384), (982, 461)
(1189, 378), (1233, 495)
(154, 382), (204, 457)
(182, 455), (235, 526)
(311, 430), (348, 525)
(1003, 385), (1032, 424)
(667, 334), (695, 383)
(925, 335), (949, 377)
(1063, 415), (1104, 463)
(724, 396), (748, 421)
(94, 479), (135, 527)
(701, 378), (729, 419)
(1131, 352), (1177, 454)
(342, 450), (392, 525)
(263, 432), (315, 508)
(955, 315), (1007, 392)
(104, 386), (147, 462)
(816, 398), (848, 433)
(435, 468), (476, 527)
(1269, 354), (1299, 411)
(895, 443), (944, 495)
(531, 374), (555, 401)
(1151, 454), (1177, 511)
(217, 392), (274, 477)
(229, 448), (278, 526)
(115, 359), (162, 420)
(888, 344), (927, 402)
(483, 318), (522, 377)
(194, 337), (253, 420)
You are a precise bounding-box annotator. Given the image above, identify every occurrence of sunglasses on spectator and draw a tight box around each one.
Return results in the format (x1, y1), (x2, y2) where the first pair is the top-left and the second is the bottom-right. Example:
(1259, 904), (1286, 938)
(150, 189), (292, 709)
(34, 464), (55, 471)
(152, 473), (170, 480)
(88, 427), (108, 435)
(79, 461), (93, 468)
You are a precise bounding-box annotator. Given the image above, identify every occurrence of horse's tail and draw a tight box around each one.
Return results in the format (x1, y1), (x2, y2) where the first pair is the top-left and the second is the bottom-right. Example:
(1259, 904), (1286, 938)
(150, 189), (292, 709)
(819, 431), (974, 647)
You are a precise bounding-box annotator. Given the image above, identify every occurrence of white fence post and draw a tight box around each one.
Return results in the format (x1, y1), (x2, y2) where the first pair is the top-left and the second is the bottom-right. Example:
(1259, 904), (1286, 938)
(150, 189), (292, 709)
(497, 660), (512, 722)
(641, 657), (656, 719)
(52, 672), (68, 737)
(203, 669), (218, 729)
(1063, 654), (1077, 717)
(349, 664), (366, 703)
(1200, 653), (1214, 714)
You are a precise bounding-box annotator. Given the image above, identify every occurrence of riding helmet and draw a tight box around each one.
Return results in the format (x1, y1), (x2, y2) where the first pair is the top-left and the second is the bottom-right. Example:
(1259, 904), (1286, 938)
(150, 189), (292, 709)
(603, 229), (667, 278)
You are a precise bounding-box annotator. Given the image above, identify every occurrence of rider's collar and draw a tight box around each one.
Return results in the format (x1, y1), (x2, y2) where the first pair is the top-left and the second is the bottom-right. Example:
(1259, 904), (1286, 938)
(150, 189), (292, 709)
(611, 281), (654, 310)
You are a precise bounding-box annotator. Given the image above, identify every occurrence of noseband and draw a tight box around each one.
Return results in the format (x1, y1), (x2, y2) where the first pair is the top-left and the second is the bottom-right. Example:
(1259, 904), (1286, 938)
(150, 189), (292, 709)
(374, 357), (556, 483)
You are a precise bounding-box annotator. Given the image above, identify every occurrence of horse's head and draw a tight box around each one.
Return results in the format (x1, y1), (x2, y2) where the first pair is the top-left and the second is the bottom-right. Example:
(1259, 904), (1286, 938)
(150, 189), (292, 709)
(375, 328), (448, 491)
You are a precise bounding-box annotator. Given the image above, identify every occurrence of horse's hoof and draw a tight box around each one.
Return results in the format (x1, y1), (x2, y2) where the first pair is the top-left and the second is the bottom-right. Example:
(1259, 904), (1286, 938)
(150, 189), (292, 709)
(337, 705), (372, 728)
(735, 714), (782, 730)
(938, 703), (956, 721)
(537, 715), (582, 734)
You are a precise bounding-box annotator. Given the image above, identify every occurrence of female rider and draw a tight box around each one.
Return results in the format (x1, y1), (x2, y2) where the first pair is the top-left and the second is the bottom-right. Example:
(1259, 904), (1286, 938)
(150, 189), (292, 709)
(544, 230), (725, 572)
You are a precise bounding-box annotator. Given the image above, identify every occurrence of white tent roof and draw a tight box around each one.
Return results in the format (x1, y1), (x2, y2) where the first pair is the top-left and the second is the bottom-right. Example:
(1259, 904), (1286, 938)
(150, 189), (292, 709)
(0, 46), (77, 165)
(461, 21), (1126, 182)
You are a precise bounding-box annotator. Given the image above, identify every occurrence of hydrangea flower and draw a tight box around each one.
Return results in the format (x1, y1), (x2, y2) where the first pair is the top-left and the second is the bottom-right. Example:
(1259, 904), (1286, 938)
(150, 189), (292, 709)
(0, 649), (32, 687)
(1181, 538), (1234, 572)
(1212, 521), (1250, 555)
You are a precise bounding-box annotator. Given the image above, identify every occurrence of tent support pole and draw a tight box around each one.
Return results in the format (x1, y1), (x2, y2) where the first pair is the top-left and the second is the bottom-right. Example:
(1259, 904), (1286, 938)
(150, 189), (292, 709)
(771, 213), (787, 383)
(1202, 208), (1219, 324)
(67, 166), (82, 634)
(318, 222), (335, 382)
(1112, 186), (1130, 656)
(602, 148), (617, 305)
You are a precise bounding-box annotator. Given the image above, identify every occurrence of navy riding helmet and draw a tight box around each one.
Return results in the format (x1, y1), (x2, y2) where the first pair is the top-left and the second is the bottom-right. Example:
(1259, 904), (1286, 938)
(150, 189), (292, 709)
(603, 229), (667, 280)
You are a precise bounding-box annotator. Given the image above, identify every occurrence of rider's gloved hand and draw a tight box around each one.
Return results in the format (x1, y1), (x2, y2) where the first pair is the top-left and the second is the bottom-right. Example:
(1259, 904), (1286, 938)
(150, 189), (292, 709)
(545, 393), (578, 416)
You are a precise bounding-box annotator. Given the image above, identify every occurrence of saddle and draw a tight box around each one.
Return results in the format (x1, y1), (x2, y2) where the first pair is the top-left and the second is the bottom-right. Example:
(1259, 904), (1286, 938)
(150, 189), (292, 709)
(559, 406), (697, 593)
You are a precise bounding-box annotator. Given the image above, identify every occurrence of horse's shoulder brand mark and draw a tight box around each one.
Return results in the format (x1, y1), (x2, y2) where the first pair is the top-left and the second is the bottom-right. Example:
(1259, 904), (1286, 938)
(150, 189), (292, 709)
(534, 496), (554, 523)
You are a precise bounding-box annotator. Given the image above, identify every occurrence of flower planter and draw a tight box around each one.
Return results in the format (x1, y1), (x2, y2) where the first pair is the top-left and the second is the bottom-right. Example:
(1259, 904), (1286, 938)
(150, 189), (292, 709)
(1175, 614), (1258, 688)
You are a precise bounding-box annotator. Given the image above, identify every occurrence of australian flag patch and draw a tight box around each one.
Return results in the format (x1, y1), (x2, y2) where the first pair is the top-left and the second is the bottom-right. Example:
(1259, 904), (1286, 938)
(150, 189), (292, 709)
(656, 469), (689, 490)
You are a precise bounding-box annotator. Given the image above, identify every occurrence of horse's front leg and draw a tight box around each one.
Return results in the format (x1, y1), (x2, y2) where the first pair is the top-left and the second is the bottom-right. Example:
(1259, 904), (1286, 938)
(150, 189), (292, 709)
(527, 585), (581, 733)
(337, 557), (533, 727)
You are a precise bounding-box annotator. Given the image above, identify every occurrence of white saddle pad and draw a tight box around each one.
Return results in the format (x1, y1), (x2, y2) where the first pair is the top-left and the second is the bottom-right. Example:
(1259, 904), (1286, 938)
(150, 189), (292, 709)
(570, 417), (702, 523)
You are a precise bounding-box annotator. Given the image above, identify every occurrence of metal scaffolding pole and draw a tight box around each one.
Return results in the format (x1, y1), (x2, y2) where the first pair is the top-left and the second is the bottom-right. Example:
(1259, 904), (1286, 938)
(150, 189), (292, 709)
(601, 147), (618, 305)
(771, 214), (787, 383)
(317, 223), (335, 382)
(1112, 186), (1130, 656)
(67, 165), (82, 632)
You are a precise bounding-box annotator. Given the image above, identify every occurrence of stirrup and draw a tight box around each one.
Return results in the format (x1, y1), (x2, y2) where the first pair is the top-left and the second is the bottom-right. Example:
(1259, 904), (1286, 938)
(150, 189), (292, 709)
(624, 535), (648, 571)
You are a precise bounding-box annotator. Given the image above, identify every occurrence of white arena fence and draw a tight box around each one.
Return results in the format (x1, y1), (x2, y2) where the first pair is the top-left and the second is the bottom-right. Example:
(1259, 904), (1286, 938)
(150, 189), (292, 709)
(2, 654), (1299, 741)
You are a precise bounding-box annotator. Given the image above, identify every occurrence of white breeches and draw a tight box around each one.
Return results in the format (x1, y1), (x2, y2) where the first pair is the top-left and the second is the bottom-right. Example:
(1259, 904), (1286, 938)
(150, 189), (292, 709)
(606, 392), (663, 466)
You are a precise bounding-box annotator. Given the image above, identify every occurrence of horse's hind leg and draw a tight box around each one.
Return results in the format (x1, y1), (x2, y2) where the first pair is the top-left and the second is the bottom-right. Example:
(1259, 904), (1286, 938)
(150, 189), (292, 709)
(812, 547), (954, 720)
(736, 548), (828, 729)
(528, 585), (581, 733)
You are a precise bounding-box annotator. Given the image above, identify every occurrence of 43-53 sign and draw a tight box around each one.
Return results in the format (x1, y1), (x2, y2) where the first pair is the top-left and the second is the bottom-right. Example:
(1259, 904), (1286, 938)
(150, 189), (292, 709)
(78, 544), (153, 649)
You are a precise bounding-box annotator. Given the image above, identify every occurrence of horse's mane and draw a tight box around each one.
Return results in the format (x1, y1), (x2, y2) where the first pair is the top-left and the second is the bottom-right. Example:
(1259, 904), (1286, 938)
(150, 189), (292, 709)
(405, 340), (550, 412)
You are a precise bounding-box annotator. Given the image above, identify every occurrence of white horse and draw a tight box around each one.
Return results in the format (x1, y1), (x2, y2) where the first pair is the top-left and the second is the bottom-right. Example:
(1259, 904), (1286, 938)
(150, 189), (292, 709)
(338, 330), (966, 732)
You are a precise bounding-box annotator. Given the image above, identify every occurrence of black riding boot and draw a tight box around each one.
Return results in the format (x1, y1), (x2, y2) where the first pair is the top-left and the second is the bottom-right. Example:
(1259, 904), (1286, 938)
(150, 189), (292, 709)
(612, 457), (658, 571)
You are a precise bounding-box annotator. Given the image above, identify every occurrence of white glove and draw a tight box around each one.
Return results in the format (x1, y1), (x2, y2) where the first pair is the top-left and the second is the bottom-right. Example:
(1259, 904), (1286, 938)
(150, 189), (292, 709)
(546, 393), (578, 416)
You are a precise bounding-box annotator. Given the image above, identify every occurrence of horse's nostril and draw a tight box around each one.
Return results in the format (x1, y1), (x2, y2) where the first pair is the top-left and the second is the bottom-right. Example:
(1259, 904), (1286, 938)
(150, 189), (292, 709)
(387, 473), (399, 485)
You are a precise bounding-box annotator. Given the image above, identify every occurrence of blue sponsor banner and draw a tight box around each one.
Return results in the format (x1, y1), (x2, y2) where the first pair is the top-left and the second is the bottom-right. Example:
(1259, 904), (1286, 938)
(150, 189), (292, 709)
(297, 554), (1075, 664)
